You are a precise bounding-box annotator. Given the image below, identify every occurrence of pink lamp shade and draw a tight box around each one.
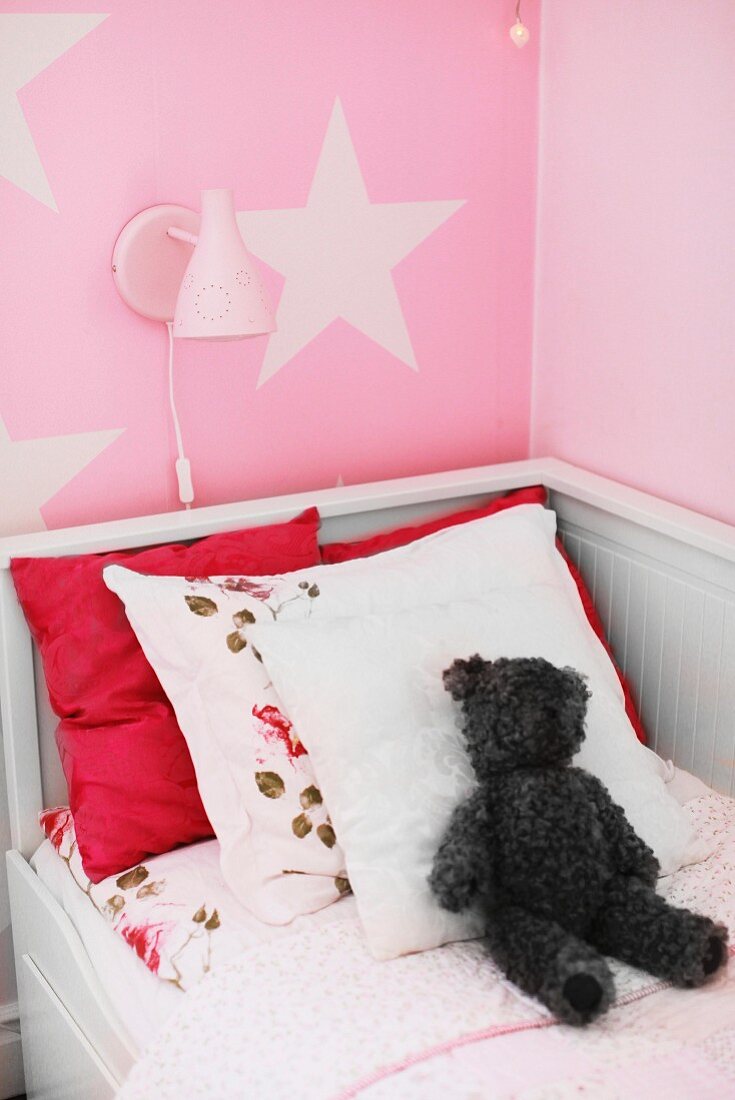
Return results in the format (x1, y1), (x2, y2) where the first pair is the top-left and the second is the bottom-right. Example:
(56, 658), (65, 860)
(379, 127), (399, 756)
(174, 189), (275, 340)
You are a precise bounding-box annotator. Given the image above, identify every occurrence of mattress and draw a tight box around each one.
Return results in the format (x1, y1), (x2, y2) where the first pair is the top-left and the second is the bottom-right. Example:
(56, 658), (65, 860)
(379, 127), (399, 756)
(119, 785), (735, 1099)
(30, 765), (714, 1054)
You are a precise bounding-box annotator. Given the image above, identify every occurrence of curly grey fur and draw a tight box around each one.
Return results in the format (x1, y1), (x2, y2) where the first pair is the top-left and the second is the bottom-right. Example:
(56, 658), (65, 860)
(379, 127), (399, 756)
(430, 655), (729, 1026)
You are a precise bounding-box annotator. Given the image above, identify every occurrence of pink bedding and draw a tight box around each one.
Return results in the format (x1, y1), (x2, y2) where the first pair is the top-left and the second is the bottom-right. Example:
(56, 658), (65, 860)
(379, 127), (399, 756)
(118, 792), (735, 1099)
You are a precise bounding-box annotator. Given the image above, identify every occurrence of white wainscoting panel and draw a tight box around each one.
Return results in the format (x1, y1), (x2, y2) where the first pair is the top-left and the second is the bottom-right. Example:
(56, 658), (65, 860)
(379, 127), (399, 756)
(559, 522), (735, 797)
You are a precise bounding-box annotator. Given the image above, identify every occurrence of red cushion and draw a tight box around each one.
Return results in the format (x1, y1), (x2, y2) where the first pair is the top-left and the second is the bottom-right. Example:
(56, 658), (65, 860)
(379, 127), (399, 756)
(320, 489), (647, 743)
(12, 509), (322, 881)
(556, 541), (647, 745)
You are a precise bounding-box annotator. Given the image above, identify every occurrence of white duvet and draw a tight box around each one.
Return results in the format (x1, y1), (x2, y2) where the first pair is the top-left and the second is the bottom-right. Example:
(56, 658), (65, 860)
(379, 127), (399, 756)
(118, 792), (735, 1100)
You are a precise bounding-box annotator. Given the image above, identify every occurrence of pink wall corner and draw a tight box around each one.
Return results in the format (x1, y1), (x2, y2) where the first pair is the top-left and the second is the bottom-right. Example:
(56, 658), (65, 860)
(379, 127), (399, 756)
(1, 0), (539, 533)
(532, 0), (735, 524)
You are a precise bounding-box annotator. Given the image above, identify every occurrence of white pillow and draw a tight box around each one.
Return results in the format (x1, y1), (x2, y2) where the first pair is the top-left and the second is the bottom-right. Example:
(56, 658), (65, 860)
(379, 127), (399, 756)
(250, 623), (707, 960)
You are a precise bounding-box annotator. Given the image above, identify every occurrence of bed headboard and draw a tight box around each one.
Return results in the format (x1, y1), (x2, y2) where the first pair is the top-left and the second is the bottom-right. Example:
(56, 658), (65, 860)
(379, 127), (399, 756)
(2, 457), (735, 859)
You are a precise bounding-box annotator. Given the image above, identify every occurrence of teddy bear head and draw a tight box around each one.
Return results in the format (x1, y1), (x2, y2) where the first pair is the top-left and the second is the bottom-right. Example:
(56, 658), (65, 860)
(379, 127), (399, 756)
(443, 655), (590, 778)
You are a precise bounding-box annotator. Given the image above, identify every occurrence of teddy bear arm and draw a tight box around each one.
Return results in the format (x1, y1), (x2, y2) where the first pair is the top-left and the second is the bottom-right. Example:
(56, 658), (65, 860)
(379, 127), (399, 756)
(587, 775), (660, 885)
(429, 791), (494, 913)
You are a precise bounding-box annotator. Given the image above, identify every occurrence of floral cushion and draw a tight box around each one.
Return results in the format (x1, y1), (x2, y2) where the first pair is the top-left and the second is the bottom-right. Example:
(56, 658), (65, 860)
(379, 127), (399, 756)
(103, 568), (349, 925)
(40, 808), (225, 990)
(39, 807), (354, 992)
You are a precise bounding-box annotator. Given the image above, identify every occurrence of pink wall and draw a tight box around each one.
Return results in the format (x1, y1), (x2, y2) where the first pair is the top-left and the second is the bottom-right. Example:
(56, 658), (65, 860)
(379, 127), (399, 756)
(0, 0), (539, 535)
(532, 0), (735, 524)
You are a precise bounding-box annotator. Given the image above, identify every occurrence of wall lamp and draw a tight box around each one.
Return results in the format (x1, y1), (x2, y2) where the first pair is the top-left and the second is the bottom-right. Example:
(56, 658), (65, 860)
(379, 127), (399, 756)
(112, 188), (275, 506)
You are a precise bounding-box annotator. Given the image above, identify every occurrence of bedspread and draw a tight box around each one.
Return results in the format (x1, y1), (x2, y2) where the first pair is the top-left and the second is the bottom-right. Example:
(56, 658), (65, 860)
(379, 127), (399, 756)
(118, 794), (735, 1100)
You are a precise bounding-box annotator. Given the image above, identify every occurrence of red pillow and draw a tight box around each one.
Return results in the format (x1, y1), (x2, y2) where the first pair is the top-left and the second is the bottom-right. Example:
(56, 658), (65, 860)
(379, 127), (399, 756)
(12, 508), (322, 881)
(556, 542), (647, 745)
(320, 489), (647, 743)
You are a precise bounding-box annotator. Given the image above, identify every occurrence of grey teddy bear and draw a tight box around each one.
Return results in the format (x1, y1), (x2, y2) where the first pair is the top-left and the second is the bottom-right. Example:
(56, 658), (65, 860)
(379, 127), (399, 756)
(429, 655), (729, 1026)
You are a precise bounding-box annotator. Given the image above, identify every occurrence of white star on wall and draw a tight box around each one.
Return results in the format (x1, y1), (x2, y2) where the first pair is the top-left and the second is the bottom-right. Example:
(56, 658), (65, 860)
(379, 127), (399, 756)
(0, 13), (108, 210)
(0, 416), (122, 536)
(239, 99), (465, 387)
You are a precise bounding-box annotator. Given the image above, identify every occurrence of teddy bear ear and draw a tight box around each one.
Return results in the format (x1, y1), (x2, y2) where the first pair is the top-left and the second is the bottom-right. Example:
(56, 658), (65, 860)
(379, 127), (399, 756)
(442, 654), (490, 701)
(561, 666), (591, 703)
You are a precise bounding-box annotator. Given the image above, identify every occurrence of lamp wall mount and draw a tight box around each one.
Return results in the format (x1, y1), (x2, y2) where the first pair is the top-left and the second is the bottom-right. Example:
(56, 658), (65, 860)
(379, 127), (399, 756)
(112, 204), (199, 323)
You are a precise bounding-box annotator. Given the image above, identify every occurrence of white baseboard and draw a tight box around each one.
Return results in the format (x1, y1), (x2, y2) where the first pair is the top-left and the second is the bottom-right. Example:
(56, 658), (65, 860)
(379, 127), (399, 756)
(0, 1024), (24, 1099)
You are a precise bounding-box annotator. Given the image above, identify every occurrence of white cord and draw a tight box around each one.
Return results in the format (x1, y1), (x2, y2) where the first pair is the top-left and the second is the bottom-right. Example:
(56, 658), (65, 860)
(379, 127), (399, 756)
(166, 321), (194, 509)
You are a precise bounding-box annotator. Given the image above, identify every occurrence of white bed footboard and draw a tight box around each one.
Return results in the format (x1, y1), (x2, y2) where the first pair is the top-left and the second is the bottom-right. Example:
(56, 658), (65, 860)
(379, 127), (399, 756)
(7, 851), (133, 1098)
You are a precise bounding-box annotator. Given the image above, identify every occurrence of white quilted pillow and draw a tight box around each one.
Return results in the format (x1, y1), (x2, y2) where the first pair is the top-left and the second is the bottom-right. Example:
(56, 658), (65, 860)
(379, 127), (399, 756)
(251, 603), (707, 959)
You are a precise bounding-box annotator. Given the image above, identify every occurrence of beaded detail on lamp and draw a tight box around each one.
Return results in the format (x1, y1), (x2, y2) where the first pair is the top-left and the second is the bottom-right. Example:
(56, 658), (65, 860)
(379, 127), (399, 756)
(173, 189), (275, 340)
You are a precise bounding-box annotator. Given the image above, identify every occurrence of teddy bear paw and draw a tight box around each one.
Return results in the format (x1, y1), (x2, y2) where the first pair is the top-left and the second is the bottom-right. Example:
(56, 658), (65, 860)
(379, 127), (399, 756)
(703, 932), (727, 976)
(679, 922), (729, 987)
(562, 973), (604, 1015)
(545, 946), (615, 1027)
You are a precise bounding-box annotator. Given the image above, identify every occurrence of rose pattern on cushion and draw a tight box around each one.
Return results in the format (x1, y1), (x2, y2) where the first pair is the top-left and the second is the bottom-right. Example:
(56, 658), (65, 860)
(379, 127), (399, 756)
(252, 704), (306, 764)
(183, 576), (343, 866)
(183, 578), (321, 657)
(39, 808), (223, 990)
(184, 577), (274, 600)
(117, 914), (174, 974)
(39, 806), (73, 854)
(250, 705), (338, 848)
(219, 577), (275, 600)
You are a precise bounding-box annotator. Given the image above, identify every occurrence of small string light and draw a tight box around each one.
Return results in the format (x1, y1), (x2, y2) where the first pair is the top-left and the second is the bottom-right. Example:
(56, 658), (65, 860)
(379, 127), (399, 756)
(510, 0), (530, 47)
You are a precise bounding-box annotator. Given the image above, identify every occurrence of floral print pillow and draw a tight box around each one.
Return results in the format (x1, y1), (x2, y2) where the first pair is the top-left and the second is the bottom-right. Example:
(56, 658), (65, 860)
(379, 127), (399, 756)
(40, 808), (223, 991)
(105, 567), (350, 925)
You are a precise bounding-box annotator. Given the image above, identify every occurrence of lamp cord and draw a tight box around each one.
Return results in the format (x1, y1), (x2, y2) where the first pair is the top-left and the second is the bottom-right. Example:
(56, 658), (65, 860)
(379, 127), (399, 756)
(166, 321), (193, 510)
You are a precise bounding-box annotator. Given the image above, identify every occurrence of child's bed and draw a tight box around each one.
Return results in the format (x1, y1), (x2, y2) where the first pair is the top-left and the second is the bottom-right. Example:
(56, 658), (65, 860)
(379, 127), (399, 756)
(2, 456), (734, 1099)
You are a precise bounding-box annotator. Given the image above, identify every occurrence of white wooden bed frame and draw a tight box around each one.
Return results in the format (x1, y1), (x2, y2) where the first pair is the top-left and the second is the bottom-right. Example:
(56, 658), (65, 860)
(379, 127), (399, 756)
(2, 456), (735, 1098)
